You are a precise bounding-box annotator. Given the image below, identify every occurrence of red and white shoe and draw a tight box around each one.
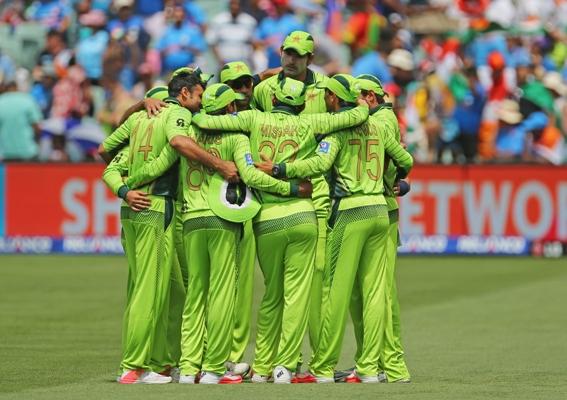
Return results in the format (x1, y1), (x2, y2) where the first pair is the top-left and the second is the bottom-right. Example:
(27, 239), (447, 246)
(119, 369), (172, 384)
(291, 371), (317, 384)
(219, 373), (243, 384)
(345, 370), (378, 384)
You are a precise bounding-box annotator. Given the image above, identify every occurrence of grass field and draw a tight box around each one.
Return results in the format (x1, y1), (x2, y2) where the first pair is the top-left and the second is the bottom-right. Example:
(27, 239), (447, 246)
(1, 255), (566, 400)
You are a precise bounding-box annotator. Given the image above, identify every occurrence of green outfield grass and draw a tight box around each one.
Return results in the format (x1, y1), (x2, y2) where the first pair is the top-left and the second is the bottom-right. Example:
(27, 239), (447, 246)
(0, 255), (565, 400)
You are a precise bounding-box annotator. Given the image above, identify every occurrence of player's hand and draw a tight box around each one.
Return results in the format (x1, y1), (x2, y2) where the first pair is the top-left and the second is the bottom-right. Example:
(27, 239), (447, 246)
(144, 98), (167, 117)
(254, 153), (274, 175)
(393, 182), (401, 196)
(219, 160), (240, 183)
(297, 180), (313, 198)
(357, 96), (369, 107)
(125, 190), (151, 211)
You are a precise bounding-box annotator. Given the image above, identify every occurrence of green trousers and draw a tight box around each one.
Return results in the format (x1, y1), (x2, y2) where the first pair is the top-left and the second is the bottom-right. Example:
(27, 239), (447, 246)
(120, 204), (174, 372)
(308, 217), (327, 352)
(310, 204), (389, 378)
(351, 211), (409, 381)
(229, 220), (256, 363)
(252, 211), (318, 376)
(179, 216), (240, 376)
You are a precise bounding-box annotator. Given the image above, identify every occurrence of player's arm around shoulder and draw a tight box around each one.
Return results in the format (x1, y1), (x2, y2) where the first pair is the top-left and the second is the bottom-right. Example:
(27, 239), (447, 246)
(102, 149), (130, 196)
(98, 113), (136, 163)
(192, 109), (256, 133)
(125, 143), (179, 189)
(283, 133), (342, 179)
(382, 125), (413, 179)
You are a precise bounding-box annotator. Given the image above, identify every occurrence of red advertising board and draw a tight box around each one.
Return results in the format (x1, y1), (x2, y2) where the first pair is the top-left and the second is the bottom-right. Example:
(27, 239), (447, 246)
(3, 164), (567, 241)
(5, 164), (121, 236)
(399, 165), (567, 241)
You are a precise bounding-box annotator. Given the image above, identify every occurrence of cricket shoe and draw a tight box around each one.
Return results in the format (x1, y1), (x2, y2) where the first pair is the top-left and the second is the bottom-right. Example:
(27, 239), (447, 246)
(345, 371), (379, 384)
(179, 375), (196, 384)
(377, 371), (387, 383)
(334, 367), (354, 383)
(233, 362), (251, 377)
(390, 377), (411, 384)
(119, 369), (172, 384)
(250, 372), (269, 383)
(273, 366), (292, 384)
(199, 371), (243, 384)
(159, 366), (180, 383)
(291, 371), (317, 384)
(219, 373), (243, 384)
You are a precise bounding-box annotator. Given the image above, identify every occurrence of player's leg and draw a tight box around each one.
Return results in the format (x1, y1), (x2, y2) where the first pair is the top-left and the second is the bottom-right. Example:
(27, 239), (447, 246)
(229, 220), (256, 368)
(178, 222), (210, 379)
(120, 207), (174, 377)
(350, 275), (364, 365)
(309, 209), (370, 379)
(308, 217), (327, 351)
(200, 221), (240, 377)
(252, 225), (287, 378)
(354, 210), (390, 378)
(382, 211), (411, 382)
(273, 220), (317, 377)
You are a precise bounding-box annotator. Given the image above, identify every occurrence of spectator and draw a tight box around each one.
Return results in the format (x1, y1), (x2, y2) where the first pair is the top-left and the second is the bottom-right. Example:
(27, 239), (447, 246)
(97, 78), (136, 131)
(208, 0), (258, 68)
(155, 5), (207, 75)
(50, 65), (91, 119)
(136, 0), (163, 17)
(0, 0), (26, 26)
(30, 64), (57, 117)
(107, 0), (150, 50)
(255, 0), (306, 68)
(25, 0), (72, 32)
(543, 71), (567, 135)
(184, 0), (208, 30)
(36, 30), (73, 78)
(76, 10), (110, 83)
(351, 29), (394, 84)
(0, 80), (42, 161)
(0, 51), (16, 90)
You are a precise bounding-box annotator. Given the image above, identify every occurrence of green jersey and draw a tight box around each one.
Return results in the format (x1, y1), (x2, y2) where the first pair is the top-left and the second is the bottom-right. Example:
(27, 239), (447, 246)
(252, 69), (331, 218)
(102, 99), (192, 198)
(283, 106), (413, 210)
(191, 105), (369, 216)
(102, 148), (130, 196)
(371, 103), (401, 211)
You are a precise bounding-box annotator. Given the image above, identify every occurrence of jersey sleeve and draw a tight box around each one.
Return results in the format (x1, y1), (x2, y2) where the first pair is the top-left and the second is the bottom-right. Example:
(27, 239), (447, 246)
(102, 149), (129, 196)
(232, 134), (291, 196)
(285, 134), (342, 178)
(304, 105), (369, 136)
(125, 144), (179, 189)
(165, 106), (192, 141)
(103, 117), (132, 153)
(192, 110), (255, 133)
(383, 127), (413, 178)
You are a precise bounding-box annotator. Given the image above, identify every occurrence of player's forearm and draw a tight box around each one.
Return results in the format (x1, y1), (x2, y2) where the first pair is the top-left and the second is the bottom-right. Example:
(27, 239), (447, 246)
(126, 148), (179, 189)
(321, 105), (369, 134)
(240, 166), (291, 196)
(118, 100), (144, 126)
(192, 112), (248, 133)
(102, 166), (127, 196)
(282, 155), (333, 179)
(170, 135), (223, 171)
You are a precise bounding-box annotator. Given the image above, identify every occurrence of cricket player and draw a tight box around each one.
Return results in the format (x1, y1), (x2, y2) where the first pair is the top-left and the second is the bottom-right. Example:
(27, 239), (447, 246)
(99, 72), (238, 384)
(191, 77), (369, 383)
(349, 74), (411, 383)
(258, 74), (414, 383)
(252, 31), (331, 366)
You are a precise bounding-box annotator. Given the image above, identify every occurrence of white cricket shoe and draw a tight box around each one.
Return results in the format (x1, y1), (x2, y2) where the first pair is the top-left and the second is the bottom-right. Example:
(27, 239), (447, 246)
(179, 375), (196, 384)
(316, 376), (335, 384)
(140, 371), (172, 384)
(199, 371), (221, 384)
(377, 371), (387, 383)
(250, 373), (269, 383)
(273, 366), (292, 384)
(233, 362), (251, 377)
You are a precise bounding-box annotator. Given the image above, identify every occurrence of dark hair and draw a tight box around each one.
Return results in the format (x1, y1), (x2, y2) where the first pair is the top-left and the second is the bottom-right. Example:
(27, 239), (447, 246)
(273, 99), (304, 114)
(168, 72), (202, 97)
(47, 29), (66, 44)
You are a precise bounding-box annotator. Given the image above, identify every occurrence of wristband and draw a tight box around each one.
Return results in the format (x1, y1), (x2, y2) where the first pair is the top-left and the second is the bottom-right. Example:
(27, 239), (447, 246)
(117, 185), (130, 200)
(272, 163), (287, 178)
(398, 180), (411, 196)
(290, 182), (298, 197)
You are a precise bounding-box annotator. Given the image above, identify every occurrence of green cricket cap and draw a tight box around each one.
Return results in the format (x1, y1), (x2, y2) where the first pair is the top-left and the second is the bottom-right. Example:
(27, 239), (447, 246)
(281, 30), (314, 56)
(220, 61), (253, 83)
(171, 66), (213, 85)
(356, 74), (386, 97)
(208, 174), (261, 223)
(201, 83), (246, 113)
(144, 85), (169, 101)
(274, 77), (306, 106)
(316, 74), (360, 103)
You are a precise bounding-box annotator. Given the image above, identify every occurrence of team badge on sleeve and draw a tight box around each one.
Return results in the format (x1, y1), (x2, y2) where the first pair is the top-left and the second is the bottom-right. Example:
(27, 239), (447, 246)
(245, 153), (254, 166)
(318, 141), (331, 154)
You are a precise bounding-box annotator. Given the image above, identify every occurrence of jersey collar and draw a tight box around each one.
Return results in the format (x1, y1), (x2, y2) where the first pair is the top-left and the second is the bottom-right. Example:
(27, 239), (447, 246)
(370, 102), (393, 115)
(272, 104), (300, 115)
(277, 68), (316, 87)
(165, 97), (181, 105)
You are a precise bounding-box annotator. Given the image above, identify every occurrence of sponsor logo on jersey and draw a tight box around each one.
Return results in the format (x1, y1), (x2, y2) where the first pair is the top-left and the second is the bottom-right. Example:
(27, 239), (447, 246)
(245, 153), (254, 166)
(319, 141), (330, 153)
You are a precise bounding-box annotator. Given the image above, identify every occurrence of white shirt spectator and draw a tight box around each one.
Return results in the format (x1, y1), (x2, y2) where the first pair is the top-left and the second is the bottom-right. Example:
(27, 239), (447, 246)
(207, 9), (257, 66)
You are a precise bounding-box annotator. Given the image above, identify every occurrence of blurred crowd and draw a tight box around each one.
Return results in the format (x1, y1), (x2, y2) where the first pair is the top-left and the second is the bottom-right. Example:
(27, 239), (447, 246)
(0, 0), (566, 164)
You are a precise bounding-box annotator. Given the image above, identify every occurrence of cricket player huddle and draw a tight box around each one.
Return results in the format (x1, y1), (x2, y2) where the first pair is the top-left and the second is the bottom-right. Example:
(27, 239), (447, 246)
(98, 30), (413, 385)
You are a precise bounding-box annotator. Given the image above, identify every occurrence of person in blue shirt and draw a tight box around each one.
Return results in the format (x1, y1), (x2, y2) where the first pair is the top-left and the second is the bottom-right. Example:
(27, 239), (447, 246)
(25, 0), (72, 32)
(137, 0), (163, 17)
(156, 5), (207, 74)
(255, 0), (306, 68)
(107, 0), (149, 49)
(184, 0), (207, 29)
(495, 99), (548, 160)
(76, 10), (109, 83)
(351, 50), (393, 85)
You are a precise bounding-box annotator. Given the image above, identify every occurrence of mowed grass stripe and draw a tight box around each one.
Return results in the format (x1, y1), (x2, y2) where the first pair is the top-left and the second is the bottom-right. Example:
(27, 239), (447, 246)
(0, 256), (565, 400)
